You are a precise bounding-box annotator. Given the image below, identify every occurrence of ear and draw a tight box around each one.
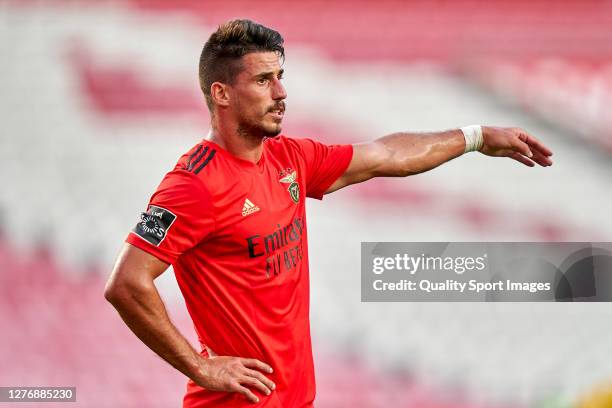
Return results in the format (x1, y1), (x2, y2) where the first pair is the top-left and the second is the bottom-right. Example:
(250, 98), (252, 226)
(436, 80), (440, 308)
(210, 82), (230, 107)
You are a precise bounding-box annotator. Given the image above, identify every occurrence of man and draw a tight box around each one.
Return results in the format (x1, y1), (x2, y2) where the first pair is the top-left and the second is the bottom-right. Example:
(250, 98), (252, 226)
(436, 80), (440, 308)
(104, 19), (553, 407)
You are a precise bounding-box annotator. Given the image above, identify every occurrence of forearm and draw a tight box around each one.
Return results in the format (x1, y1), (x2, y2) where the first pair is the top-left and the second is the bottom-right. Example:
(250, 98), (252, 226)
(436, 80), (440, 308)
(375, 129), (465, 176)
(105, 243), (277, 403)
(105, 281), (205, 383)
(329, 125), (552, 202)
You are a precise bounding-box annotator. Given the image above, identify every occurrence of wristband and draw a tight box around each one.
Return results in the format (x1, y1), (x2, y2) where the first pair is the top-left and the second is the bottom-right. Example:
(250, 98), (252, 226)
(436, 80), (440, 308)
(461, 125), (483, 153)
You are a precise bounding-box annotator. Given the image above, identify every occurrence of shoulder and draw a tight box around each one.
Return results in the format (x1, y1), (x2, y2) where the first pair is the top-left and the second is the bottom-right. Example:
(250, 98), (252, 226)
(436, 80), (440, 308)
(154, 141), (220, 198)
(175, 141), (218, 176)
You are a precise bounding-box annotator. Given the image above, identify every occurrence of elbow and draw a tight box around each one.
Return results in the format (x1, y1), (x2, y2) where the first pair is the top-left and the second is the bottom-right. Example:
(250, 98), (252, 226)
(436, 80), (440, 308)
(104, 278), (122, 305)
(104, 271), (152, 307)
(104, 273), (134, 307)
(104, 243), (163, 306)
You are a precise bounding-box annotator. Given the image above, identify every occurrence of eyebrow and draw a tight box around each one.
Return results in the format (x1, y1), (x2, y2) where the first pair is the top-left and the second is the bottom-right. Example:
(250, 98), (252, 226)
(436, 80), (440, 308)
(253, 68), (284, 79)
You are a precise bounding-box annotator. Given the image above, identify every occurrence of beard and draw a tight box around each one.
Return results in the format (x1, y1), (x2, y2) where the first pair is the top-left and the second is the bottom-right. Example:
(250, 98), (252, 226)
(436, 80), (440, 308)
(235, 101), (285, 141)
(237, 117), (282, 140)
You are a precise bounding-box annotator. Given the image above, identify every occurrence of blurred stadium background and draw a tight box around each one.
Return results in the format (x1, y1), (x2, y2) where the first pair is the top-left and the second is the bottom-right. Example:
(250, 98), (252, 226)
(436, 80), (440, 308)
(1, 0), (612, 407)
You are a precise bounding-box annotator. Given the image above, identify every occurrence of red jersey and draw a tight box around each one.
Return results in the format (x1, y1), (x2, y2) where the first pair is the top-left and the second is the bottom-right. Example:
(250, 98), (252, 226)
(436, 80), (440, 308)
(126, 135), (353, 407)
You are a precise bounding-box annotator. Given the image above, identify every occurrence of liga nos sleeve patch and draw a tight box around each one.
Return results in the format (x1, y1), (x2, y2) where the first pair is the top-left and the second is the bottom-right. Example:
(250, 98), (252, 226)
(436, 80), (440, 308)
(132, 205), (177, 246)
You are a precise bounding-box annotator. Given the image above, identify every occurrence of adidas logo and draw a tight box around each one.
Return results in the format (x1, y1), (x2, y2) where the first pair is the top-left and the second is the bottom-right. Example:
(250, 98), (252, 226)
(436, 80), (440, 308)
(241, 198), (260, 217)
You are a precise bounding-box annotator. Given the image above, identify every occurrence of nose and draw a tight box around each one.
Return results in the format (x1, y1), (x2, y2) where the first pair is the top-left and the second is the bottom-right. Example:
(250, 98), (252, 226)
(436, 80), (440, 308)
(272, 78), (287, 101)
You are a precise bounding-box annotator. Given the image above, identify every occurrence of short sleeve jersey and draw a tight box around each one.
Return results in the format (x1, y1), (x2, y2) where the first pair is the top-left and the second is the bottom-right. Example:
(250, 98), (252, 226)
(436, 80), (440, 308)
(125, 135), (353, 407)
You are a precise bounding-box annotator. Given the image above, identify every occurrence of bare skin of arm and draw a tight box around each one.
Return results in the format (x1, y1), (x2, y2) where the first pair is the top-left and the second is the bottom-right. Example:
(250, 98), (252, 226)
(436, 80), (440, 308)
(327, 126), (553, 193)
(104, 243), (275, 404)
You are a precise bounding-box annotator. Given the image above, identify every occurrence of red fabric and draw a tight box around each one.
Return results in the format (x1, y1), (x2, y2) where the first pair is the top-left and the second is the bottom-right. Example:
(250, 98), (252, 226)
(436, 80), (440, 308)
(126, 135), (353, 407)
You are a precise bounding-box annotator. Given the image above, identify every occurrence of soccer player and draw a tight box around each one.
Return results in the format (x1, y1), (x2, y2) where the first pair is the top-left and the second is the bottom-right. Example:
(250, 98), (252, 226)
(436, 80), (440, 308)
(104, 19), (553, 407)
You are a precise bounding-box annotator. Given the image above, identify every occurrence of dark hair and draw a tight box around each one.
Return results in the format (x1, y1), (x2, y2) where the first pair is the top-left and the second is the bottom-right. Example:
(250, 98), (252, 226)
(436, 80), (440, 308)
(199, 19), (284, 111)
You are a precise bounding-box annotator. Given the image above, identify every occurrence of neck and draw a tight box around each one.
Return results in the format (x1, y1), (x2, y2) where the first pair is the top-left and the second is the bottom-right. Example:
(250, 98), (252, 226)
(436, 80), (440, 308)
(209, 118), (264, 164)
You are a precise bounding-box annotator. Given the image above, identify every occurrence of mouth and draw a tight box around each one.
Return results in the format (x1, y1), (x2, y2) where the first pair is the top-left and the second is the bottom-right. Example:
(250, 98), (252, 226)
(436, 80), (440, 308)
(268, 108), (284, 120)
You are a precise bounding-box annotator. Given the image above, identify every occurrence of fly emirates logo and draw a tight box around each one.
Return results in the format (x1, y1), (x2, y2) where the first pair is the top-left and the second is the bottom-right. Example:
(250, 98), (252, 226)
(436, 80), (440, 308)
(245, 217), (305, 278)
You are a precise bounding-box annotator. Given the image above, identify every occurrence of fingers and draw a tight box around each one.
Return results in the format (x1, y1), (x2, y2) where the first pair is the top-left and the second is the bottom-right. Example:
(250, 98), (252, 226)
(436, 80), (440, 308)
(512, 138), (533, 158)
(233, 384), (260, 404)
(244, 368), (276, 393)
(508, 152), (535, 167)
(481, 127), (552, 167)
(509, 129), (553, 167)
(237, 359), (275, 402)
(516, 129), (553, 157)
(240, 373), (274, 397)
(530, 148), (553, 167)
(241, 358), (273, 374)
(511, 139), (552, 167)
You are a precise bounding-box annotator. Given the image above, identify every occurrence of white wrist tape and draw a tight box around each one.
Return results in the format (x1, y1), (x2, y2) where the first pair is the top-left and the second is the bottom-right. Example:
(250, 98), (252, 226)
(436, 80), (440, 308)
(461, 125), (483, 153)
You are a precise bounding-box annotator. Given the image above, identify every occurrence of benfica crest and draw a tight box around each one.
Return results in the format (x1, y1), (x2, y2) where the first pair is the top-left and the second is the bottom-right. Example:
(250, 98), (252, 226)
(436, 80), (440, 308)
(279, 169), (300, 203)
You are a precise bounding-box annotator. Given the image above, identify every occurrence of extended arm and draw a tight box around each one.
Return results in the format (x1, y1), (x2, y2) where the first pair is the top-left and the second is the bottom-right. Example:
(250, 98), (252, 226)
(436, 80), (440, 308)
(104, 243), (275, 403)
(326, 126), (553, 194)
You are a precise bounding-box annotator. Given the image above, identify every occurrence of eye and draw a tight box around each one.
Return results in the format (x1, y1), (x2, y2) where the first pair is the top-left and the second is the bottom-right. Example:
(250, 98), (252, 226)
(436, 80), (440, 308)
(257, 78), (268, 85)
